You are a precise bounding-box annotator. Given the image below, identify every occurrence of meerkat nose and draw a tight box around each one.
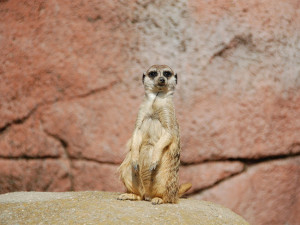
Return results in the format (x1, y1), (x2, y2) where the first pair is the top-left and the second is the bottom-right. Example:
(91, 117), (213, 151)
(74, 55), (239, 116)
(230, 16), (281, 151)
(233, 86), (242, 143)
(159, 77), (165, 83)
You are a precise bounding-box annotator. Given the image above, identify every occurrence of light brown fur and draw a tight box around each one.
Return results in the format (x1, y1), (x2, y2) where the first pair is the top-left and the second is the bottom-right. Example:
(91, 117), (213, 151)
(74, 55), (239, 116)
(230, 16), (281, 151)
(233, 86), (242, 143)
(118, 65), (191, 204)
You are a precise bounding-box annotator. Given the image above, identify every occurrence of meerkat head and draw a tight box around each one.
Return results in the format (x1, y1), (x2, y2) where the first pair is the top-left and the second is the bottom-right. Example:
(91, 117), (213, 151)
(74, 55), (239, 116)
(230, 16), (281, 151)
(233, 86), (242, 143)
(142, 65), (177, 93)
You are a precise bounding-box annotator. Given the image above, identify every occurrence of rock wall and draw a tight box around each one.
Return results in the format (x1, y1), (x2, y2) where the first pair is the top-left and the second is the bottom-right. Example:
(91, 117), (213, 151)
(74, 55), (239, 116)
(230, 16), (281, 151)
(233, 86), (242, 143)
(0, 1), (299, 225)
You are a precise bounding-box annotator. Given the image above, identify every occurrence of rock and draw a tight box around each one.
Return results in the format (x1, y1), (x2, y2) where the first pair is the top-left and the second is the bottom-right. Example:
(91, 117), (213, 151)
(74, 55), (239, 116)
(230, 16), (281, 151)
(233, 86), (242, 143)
(40, 83), (140, 164)
(0, 158), (126, 194)
(179, 93), (300, 163)
(193, 157), (300, 225)
(0, 191), (250, 225)
(0, 114), (64, 158)
(71, 160), (124, 192)
(0, 159), (71, 193)
(179, 161), (245, 193)
(0, 0), (135, 129)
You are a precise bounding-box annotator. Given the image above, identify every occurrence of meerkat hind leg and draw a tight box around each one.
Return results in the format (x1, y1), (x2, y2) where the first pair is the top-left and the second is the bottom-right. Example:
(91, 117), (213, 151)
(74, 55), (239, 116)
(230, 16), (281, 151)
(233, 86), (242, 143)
(117, 193), (142, 201)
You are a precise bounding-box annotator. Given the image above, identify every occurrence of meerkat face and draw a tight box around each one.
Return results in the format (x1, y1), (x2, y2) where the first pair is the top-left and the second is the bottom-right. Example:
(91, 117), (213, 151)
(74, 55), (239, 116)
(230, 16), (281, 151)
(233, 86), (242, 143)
(142, 65), (177, 93)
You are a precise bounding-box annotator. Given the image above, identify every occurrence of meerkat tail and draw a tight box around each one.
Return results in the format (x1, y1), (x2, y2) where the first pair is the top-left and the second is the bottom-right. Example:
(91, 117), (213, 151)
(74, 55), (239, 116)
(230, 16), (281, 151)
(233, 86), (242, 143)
(178, 183), (192, 197)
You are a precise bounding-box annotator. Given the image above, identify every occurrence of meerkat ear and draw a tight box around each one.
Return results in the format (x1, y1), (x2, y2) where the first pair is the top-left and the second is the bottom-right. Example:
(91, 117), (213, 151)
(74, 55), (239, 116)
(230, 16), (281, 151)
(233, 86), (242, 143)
(175, 73), (178, 84)
(142, 73), (145, 84)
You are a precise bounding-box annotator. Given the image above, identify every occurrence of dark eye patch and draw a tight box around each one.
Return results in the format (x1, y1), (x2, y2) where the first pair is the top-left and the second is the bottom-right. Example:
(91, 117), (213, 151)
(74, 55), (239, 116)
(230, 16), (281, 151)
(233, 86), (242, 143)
(148, 71), (158, 78)
(163, 71), (172, 78)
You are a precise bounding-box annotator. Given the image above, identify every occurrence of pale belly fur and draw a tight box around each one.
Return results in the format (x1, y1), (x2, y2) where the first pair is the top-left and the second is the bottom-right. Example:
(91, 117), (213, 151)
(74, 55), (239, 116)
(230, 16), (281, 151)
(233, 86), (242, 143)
(139, 117), (164, 164)
(138, 117), (170, 198)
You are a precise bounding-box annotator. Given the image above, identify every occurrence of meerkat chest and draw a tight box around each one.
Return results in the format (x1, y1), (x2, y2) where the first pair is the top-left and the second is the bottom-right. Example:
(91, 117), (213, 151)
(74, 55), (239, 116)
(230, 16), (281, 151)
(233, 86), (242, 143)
(140, 116), (163, 139)
(143, 93), (164, 118)
(139, 94), (166, 140)
(145, 100), (167, 122)
(141, 110), (163, 138)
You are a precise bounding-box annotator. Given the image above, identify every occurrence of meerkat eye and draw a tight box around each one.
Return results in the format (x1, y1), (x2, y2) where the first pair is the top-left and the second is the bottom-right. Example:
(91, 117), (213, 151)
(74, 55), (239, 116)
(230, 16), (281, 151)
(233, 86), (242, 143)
(148, 71), (158, 78)
(163, 71), (172, 78)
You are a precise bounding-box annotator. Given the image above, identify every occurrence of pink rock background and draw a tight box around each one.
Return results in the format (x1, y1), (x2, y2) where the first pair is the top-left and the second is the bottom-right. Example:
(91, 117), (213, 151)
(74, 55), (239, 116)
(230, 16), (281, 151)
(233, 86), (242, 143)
(0, 0), (299, 224)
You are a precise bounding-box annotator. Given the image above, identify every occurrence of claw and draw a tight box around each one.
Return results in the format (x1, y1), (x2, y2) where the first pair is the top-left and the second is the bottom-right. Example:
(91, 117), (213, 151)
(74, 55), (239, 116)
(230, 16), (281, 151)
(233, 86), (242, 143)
(132, 161), (139, 172)
(149, 162), (158, 171)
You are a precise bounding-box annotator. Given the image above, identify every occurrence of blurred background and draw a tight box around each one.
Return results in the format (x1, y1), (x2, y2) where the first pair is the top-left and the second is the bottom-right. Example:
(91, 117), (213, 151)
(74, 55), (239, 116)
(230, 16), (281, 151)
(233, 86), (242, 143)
(0, 0), (299, 224)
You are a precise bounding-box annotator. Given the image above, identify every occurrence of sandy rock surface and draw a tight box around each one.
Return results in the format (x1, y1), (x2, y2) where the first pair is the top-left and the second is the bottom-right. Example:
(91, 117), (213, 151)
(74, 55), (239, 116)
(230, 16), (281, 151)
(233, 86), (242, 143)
(0, 191), (249, 225)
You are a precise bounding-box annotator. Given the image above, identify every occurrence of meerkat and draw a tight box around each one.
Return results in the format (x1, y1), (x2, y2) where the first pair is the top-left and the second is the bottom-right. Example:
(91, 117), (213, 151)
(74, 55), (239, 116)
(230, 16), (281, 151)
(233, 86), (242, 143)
(118, 65), (191, 205)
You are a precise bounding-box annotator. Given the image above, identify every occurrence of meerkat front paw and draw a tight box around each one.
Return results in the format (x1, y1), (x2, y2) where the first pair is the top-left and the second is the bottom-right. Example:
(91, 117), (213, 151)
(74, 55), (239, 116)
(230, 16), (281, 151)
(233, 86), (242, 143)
(132, 161), (139, 173)
(149, 161), (158, 171)
(151, 197), (163, 205)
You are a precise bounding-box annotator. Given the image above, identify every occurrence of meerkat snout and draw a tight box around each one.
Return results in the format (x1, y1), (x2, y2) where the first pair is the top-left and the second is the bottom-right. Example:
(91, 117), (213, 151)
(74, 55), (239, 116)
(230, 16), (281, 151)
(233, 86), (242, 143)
(158, 77), (165, 86)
